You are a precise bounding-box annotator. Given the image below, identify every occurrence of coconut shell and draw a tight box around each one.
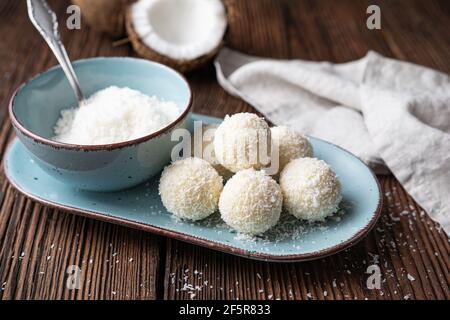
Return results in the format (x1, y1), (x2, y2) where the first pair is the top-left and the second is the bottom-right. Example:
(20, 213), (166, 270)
(125, 8), (223, 73)
(72, 0), (131, 37)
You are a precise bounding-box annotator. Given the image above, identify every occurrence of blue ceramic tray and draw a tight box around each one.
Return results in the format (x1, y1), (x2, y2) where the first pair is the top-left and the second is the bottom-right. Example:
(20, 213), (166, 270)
(3, 113), (382, 262)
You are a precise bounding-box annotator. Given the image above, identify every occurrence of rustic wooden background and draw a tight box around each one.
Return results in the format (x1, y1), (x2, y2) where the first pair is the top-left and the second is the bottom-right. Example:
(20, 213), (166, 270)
(0, 0), (448, 300)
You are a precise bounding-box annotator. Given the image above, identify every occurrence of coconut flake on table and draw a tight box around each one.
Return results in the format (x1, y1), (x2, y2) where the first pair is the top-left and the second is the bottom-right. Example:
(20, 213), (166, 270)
(53, 86), (180, 145)
(130, 0), (227, 60)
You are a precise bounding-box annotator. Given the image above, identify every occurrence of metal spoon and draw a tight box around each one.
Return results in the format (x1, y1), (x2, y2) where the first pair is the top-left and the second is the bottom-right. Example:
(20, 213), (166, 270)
(27, 0), (85, 104)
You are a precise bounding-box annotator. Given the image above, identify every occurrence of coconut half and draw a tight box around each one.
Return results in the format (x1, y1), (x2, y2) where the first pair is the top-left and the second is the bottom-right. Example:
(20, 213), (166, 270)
(126, 0), (227, 72)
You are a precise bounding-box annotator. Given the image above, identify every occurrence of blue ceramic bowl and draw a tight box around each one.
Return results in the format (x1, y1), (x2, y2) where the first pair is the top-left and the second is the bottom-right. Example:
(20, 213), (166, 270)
(9, 57), (192, 192)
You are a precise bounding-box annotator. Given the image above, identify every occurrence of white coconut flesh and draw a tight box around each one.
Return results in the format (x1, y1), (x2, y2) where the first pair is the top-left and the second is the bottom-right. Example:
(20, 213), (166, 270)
(131, 0), (227, 60)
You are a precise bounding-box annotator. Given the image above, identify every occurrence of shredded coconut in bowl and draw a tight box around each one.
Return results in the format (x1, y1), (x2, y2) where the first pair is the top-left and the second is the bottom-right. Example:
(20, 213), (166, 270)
(53, 86), (180, 145)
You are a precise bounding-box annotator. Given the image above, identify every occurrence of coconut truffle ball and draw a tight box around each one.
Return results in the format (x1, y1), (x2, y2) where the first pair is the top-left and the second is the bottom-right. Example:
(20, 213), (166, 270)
(159, 157), (223, 221)
(193, 124), (233, 180)
(219, 169), (282, 235)
(214, 113), (271, 173)
(280, 158), (341, 222)
(271, 126), (312, 173)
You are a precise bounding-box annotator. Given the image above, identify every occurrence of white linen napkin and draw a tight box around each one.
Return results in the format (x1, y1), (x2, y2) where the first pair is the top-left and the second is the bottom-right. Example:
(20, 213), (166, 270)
(214, 48), (450, 235)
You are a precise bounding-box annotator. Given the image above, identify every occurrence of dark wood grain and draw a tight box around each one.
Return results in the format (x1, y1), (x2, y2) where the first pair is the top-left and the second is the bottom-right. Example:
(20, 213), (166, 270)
(0, 0), (163, 300)
(0, 0), (449, 300)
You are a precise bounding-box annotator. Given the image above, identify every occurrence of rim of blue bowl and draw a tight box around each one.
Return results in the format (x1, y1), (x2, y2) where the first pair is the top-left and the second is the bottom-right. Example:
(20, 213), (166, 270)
(9, 57), (193, 151)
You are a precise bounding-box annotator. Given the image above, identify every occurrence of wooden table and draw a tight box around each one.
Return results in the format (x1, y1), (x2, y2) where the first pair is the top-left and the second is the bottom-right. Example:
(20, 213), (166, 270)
(0, 0), (448, 300)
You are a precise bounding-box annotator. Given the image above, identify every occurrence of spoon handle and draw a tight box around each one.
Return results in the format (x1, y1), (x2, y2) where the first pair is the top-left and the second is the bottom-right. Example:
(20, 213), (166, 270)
(27, 0), (85, 103)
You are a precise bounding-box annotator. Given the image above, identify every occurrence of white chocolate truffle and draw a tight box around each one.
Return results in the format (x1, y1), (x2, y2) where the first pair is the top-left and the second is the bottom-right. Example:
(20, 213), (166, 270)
(271, 126), (312, 173)
(193, 124), (233, 180)
(214, 113), (271, 173)
(159, 157), (223, 221)
(219, 169), (282, 235)
(279, 158), (341, 222)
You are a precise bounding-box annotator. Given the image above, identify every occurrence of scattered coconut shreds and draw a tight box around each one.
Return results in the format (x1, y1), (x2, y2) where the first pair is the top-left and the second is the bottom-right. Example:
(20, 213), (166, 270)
(190, 203), (348, 252)
(225, 204), (345, 251)
(170, 267), (210, 300)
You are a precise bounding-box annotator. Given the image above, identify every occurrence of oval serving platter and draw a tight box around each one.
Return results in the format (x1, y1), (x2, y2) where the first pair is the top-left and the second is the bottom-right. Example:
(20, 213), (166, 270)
(3, 113), (382, 262)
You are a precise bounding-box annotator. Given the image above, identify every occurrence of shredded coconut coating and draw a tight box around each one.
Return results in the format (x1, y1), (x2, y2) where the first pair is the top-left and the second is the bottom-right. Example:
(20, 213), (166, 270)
(214, 113), (271, 173)
(219, 169), (282, 235)
(271, 126), (313, 173)
(159, 157), (223, 221)
(280, 158), (342, 222)
(193, 124), (233, 180)
(53, 86), (180, 145)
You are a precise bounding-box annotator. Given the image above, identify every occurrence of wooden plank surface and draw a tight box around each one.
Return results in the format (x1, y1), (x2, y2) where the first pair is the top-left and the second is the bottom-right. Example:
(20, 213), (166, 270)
(0, 0), (449, 300)
(0, 0), (164, 300)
